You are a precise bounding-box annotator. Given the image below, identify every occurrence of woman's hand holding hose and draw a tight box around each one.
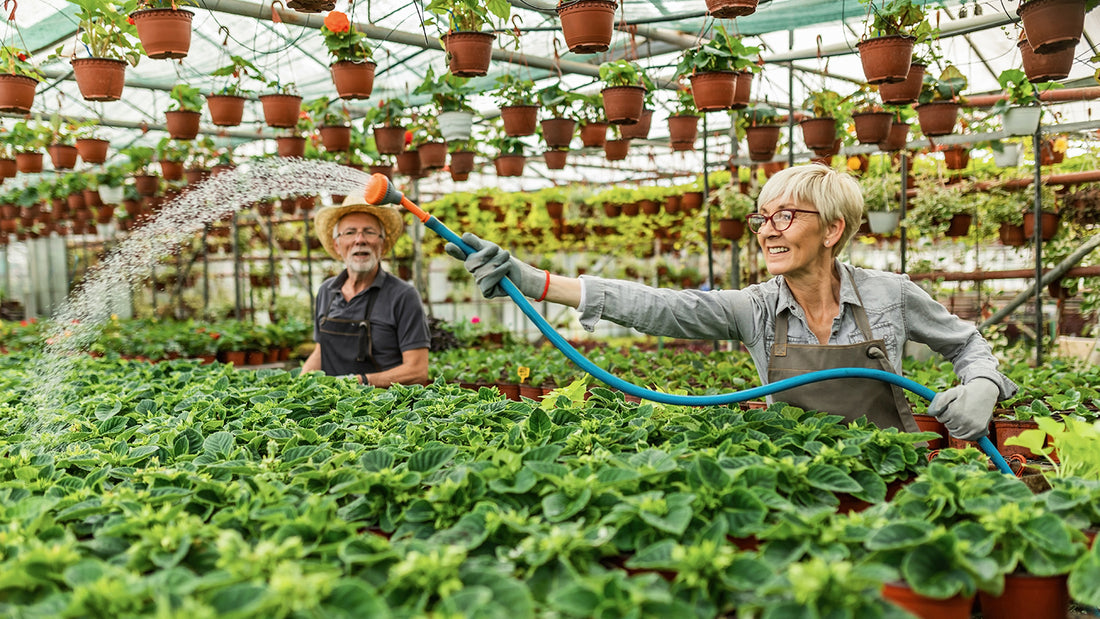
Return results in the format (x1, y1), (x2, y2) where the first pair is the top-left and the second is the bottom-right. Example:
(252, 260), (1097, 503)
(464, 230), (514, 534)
(445, 233), (549, 300)
(928, 377), (999, 440)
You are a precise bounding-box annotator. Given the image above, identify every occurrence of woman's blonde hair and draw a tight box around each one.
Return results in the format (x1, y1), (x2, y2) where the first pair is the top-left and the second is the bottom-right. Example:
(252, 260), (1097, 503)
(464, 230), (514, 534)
(756, 164), (864, 253)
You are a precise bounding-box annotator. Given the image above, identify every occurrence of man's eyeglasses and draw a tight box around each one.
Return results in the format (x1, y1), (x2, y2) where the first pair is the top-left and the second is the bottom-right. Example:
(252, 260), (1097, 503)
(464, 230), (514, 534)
(338, 228), (384, 241)
(746, 209), (820, 233)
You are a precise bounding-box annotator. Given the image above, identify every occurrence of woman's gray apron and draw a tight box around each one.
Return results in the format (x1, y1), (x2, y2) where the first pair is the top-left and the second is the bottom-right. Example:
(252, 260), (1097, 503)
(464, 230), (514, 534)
(766, 275), (918, 432)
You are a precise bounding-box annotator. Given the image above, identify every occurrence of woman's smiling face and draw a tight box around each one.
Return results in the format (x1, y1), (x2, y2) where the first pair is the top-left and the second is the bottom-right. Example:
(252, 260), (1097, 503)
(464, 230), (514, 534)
(754, 197), (830, 279)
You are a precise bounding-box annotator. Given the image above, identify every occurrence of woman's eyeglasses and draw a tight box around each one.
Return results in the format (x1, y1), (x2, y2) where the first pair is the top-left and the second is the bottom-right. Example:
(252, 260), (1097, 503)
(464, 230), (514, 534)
(746, 209), (820, 233)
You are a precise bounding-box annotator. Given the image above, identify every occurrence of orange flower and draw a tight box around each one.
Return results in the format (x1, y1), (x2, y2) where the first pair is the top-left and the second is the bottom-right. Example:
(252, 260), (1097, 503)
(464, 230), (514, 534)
(324, 11), (350, 34)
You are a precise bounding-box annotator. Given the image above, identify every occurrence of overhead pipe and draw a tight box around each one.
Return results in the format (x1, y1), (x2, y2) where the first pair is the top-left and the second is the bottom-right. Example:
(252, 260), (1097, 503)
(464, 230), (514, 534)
(909, 265), (1100, 283)
(965, 87), (1100, 108)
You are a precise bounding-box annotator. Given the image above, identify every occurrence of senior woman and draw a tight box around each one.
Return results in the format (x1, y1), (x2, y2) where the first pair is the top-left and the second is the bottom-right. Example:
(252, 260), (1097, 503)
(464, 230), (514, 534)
(445, 164), (1016, 439)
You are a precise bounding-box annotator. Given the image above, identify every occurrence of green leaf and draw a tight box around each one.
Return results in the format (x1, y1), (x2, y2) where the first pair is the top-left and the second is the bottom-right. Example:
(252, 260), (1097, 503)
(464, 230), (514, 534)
(805, 463), (862, 493)
(360, 449), (394, 472)
(1069, 543), (1100, 606)
(526, 408), (552, 437)
(407, 445), (457, 474)
(203, 431), (234, 458)
(547, 583), (600, 616)
(542, 488), (591, 522)
(866, 522), (934, 551)
(209, 583), (268, 614)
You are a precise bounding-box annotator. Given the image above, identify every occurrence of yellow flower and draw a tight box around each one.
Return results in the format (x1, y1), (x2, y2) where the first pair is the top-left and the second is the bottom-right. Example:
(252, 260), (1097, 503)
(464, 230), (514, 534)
(1053, 137), (1068, 153)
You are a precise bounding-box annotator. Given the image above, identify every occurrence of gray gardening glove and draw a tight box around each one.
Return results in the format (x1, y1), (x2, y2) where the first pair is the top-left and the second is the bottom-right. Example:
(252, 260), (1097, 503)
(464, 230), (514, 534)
(927, 377), (999, 440)
(444, 232), (546, 300)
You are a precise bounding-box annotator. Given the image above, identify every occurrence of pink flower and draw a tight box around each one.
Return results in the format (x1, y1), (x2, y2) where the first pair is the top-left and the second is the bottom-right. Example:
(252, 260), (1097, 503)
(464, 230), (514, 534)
(471, 316), (480, 324)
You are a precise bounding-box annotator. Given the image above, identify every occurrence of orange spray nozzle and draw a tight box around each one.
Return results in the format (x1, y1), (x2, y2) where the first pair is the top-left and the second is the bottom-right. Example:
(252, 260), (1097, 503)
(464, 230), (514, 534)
(363, 173), (429, 222)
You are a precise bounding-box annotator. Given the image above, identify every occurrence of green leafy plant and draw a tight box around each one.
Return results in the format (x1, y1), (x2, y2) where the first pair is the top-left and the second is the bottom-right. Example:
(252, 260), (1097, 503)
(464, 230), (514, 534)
(858, 0), (936, 40)
(9, 119), (50, 152)
(1005, 417), (1100, 481)
(208, 55), (264, 97)
(424, 0), (511, 33)
(0, 46), (43, 80)
(155, 137), (189, 163)
(366, 99), (407, 127)
(303, 97), (350, 127)
(414, 66), (477, 113)
(675, 25), (759, 75)
(903, 179), (972, 235)
(668, 87), (699, 117)
(320, 10), (373, 63)
(537, 83), (580, 118)
(493, 74), (538, 107)
(860, 173), (902, 213)
(575, 92), (607, 126)
(917, 65), (967, 104)
(119, 144), (155, 175)
(47, 114), (96, 146)
(62, 0), (142, 66)
(711, 183), (754, 220)
(598, 60), (645, 89)
(168, 83), (203, 112)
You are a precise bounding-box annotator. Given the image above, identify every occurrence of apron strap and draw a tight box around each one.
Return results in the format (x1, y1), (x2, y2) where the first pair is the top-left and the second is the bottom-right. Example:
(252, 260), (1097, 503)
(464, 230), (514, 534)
(844, 266), (875, 342)
(773, 266), (875, 356)
(355, 288), (381, 370)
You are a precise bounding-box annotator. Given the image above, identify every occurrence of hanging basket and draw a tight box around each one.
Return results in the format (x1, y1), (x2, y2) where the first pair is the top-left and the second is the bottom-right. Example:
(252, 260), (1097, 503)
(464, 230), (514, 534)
(668, 115), (699, 151)
(319, 125), (351, 151)
(944, 213), (972, 237)
(541, 118), (576, 148)
(579, 122), (608, 148)
(867, 211), (901, 234)
(718, 218), (746, 240)
(440, 31), (496, 78)
(439, 110), (475, 142)
(999, 222), (1027, 246)
(878, 63), (924, 105)
(1019, 38), (1075, 82)
(276, 136), (306, 158)
(705, 0), (759, 18)
(160, 159), (184, 181)
(942, 146), (970, 170)
(689, 71), (736, 111)
(417, 142), (447, 169)
(0, 158), (15, 178)
(133, 174), (160, 196)
(48, 144), (79, 170)
(1018, 0), (1085, 54)
(15, 152), (42, 174)
(449, 150), (476, 175)
(746, 125), (781, 161)
(368, 164), (394, 180)
(1024, 210), (1060, 240)
(165, 110), (201, 140)
(494, 154), (526, 177)
(603, 138), (630, 161)
(131, 8), (194, 59)
(206, 94), (246, 127)
(915, 101), (959, 137)
(259, 94), (303, 129)
(0, 74), (38, 114)
(993, 142), (1022, 168)
(330, 60), (376, 99)
(501, 105), (539, 136)
(601, 85), (645, 124)
(800, 117), (836, 150)
(544, 149), (568, 170)
(731, 70), (753, 109)
(1002, 105), (1042, 136)
(557, 0), (617, 54)
(374, 125), (406, 155)
(852, 112), (893, 145)
(620, 108), (652, 139)
(185, 167), (210, 185)
(878, 122), (909, 152)
(75, 138), (109, 164)
(71, 57), (127, 102)
(395, 150), (422, 176)
(855, 35), (915, 84)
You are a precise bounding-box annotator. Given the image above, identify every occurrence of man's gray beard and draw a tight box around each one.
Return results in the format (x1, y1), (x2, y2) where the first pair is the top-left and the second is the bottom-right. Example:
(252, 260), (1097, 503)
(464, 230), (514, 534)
(345, 254), (379, 276)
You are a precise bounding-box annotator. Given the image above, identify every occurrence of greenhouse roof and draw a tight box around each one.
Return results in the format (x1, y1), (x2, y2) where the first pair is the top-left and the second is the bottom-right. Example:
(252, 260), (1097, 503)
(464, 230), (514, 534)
(3, 0), (1100, 198)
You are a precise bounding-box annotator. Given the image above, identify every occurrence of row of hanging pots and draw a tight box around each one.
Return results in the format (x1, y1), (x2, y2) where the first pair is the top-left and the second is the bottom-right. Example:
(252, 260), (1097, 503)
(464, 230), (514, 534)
(2, 138), (111, 174)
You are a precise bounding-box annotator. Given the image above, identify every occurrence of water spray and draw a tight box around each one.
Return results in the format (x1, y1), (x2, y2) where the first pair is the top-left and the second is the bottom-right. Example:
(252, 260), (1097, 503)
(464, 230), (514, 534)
(363, 174), (1013, 474)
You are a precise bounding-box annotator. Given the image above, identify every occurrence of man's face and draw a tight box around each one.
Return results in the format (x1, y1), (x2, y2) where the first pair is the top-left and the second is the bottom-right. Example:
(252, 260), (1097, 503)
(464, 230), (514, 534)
(335, 212), (384, 275)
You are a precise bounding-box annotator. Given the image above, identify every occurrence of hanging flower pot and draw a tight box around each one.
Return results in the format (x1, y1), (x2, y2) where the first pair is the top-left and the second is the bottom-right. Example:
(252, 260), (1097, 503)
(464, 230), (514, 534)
(440, 31), (496, 78)
(185, 167), (210, 185)
(731, 70), (753, 109)
(47, 144), (79, 170)
(867, 210), (901, 234)
(557, 0), (617, 54)
(374, 125), (406, 155)
(417, 142), (447, 169)
(579, 122), (608, 148)
(943, 213), (972, 237)
(131, 8), (194, 59)
(94, 204), (115, 225)
(800, 117), (836, 151)
(620, 108), (652, 139)
(600, 86), (645, 124)
(501, 105), (539, 136)
(98, 185), (124, 205)
(71, 57), (128, 102)
(541, 118), (576, 148)
(993, 142), (1022, 168)
(1023, 210), (1059, 240)
(494, 154), (526, 177)
(159, 159), (184, 181)
(914, 101), (959, 137)
(877, 63), (924, 105)
(395, 150), (422, 176)
(319, 125), (351, 151)
(545, 201), (565, 219)
(1039, 138), (1065, 165)
(621, 201), (639, 216)
(856, 36), (915, 84)
(603, 138), (630, 161)
(0, 74), (38, 114)
(165, 110), (201, 140)
(259, 94), (303, 129)
(330, 60), (376, 99)
(881, 582), (973, 619)
(668, 115), (699, 151)
(999, 222), (1027, 246)
(943, 146), (970, 170)
(718, 218), (746, 240)
(206, 94), (246, 127)
(74, 138), (109, 164)
(438, 111), (475, 142)
(1018, 38), (1074, 82)
(978, 573), (1068, 619)
(689, 71), (736, 111)
(705, 0), (759, 18)
(85, 188), (105, 208)
(369, 164), (394, 180)
(746, 125), (781, 161)
(878, 122), (910, 152)
(1002, 105), (1042, 136)
(449, 150), (476, 176)
(0, 158), (16, 178)
(852, 111), (893, 145)
(1018, 0), (1085, 54)
(276, 136), (306, 158)
(15, 152), (43, 174)
(544, 149), (568, 170)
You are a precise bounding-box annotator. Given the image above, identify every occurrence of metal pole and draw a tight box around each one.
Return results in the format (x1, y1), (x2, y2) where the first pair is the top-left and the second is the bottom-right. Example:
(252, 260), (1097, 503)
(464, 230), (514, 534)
(202, 224), (210, 319)
(304, 205), (314, 317)
(731, 240), (740, 290)
(899, 152), (908, 274)
(787, 29), (796, 168)
(232, 213), (242, 320)
(1033, 128), (1044, 365)
(703, 114), (714, 291)
(267, 215), (276, 320)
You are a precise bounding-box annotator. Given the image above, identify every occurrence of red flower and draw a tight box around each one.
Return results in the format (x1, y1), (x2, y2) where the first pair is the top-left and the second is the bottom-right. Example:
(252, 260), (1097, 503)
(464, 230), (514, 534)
(404, 130), (413, 146)
(127, 16), (135, 25)
(210, 332), (221, 340)
(324, 11), (350, 34)
(16, 53), (26, 61)
(19, 320), (27, 327)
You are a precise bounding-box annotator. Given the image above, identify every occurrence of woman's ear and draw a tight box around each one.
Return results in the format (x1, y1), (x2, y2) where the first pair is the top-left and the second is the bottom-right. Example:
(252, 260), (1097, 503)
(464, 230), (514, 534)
(825, 218), (845, 248)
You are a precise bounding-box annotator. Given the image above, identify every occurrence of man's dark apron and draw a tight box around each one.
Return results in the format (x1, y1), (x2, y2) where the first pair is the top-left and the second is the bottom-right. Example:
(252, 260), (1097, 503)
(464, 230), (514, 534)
(766, 275), (918, 432)
(318, 287), (381, 375)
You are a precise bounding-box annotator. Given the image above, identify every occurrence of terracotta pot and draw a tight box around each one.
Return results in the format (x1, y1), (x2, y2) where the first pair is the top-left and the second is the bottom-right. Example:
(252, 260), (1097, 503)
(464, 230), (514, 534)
(543, 149), (568, 170)
(663, 194), (681, 214)
(1019, 38), (1074, 82)
(999, 223), (1027, 246)
(639, 199), (659, 215)
(856, 35), (915, 84)
(330, 60), (376, 99)
(131, 8), (193, 59)
(879, 121), (910, 152)
(621, 201), (639, 216)
(943, 146), (970, 170)
(1017, 0), (1085, 54)
(545, 200), (565, 219)
(601, 202), (621, 217)
(206, 94), (246, 127)
(417, 142), (447, 169)
(668, 115), (699, 151)
(944, 213), (972, 237)
(731, 70), (753, 109)
(133, 174), (159, 197)
(579, 122), (608, 148)
(75, 138), (109, 164)
(557, 0), (617, 54)
(745, 125), (781, 161)
(493, 154), (525, 177)
(185, 167), (210, 185)
(601, 85), (645, 124)
(82, 188), (103, 208)
(689, 71), (736, 111)
(978, 573), (1068, 619)
(879, 63), (925, 105)
(165, 109), (200, 140)
(94, 204), (115, 225)
(373, 125), (406, 155)
(440, 31), (496, 77)
(603, 138), (630, 161)
(395, 150), (422, 176)
(319, 125), (351, 151)
(1039, 139), (1065, 165)
(800, 117), (837, 150)
(993, 418), (1040, 458)
(47, 144), (79, 170)
(620, 108), (652, 139)
(67, 193), (86, 212)
(1023, 210), (1059, 240)
(705, 0), (759, 18)
(274, 136), (304, 158)
(0, 158), (15, 178)
(15, 152), (42, 173)
(915, 101), (959, 137)
(541, 117), (575, 148)
(369, 164), (394, 180)
(500, 105), (539, 136)
(881, 582), (973, 619)
(259, 93), (303, 129)
(449, 150), (475, 175)
(71, 57), (127, 102)
(0, 73), (38, 114)
(911, 413), (947, 449)
(852, 112), (893, 145)
(718, 218), (745, 240)
(681, 191), (703, 210)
